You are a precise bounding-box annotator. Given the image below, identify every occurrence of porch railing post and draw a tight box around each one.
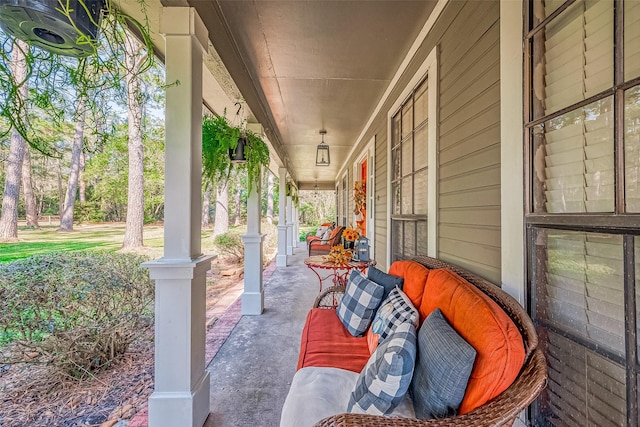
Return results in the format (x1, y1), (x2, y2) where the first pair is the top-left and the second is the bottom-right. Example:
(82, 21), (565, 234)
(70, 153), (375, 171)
(286, 195), (294, 255)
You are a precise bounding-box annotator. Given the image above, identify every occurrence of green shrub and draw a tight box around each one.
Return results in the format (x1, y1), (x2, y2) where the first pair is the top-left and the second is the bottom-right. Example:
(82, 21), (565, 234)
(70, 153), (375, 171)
(213, 232), (244, 262)
(0, 251), (153, 379)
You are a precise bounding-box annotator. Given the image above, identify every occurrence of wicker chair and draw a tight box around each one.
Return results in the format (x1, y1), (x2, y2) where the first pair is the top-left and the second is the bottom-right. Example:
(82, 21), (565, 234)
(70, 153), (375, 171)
(308, 226), (345, 256)
(311, 256), (548, 427)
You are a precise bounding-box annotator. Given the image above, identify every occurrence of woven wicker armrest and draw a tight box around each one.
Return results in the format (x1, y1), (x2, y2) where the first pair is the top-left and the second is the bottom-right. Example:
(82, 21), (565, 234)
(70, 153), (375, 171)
(313, 285), (346, 308)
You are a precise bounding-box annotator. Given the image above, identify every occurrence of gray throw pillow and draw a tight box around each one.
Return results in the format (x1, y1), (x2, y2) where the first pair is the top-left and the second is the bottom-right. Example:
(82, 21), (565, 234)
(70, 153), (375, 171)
(367, 266), (404, 300)
(337, 270), (385, 337)
(347, 321), (417, 415)
(411, 308), (477, 419)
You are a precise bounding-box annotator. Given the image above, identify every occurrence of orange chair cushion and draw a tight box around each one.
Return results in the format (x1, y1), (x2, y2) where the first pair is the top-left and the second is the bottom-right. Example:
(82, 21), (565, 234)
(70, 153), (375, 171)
(297, 308), (370, 373)
(388, 260), (430, 316)
(419, 269), (525, 414)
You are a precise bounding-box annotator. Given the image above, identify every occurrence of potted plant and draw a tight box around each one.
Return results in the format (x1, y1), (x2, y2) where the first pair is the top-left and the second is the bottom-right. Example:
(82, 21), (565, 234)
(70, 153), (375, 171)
(202, 113), (270, 193)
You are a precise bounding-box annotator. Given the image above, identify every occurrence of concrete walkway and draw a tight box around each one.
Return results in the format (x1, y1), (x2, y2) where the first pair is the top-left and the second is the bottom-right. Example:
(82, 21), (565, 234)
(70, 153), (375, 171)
(204, 243), (317, 426)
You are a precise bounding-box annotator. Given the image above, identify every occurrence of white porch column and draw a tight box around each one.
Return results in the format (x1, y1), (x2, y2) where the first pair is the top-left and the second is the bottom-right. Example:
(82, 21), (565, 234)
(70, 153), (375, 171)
(242, 175), (264, 315)
(143, 8), (211, 427)
(276, 167), (288, 266)
(286, 195), (294, 255)
(293, 205), (300, 252)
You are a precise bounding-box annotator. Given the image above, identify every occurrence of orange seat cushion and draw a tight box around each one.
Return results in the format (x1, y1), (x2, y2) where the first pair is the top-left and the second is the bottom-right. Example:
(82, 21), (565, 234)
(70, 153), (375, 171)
(297, 308), (370, 373)
(419, 269), (525, 414)
(388, 260), (430, 316)
(365, 325), (379, 354)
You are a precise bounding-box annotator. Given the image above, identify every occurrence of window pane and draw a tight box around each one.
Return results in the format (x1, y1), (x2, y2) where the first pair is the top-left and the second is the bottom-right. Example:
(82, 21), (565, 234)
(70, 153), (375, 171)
(535, 230), (624, 357)
(401, 178), (412, 215)
(414, 79), (428, 126)
(625, 85), (640, 212)
(401, 102), (413, 139)
(392, 146), (401, 180)
(533, 331), (627, 426)
(533, 0), (613, 118)
(414, 169), (428, 215)
(402, 137), (413, 177)
(625, 0), (640, 80)
(417, 221), (427, 256)
(414, 124), (428, 170)
(392, 182), (401, 215)
(533, 97), (614, 213)
(392, 220), (403, 261)
(405, 221), (416, 258)
(392, 113), (401, 146)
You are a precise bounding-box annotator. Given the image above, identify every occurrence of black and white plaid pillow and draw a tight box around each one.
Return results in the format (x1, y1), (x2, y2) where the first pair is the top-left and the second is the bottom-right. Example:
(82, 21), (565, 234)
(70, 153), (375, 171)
(371, 286), (419, 343)
(347, 321), (417, 415)
(337, 270), (385, 337)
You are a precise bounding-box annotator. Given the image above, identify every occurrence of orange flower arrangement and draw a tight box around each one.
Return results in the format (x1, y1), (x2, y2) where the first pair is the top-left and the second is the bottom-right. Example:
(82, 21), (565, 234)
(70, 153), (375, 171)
(342, 226), (360, 242)
(327, 245), (353, 266)
(343, 223), (362, 242)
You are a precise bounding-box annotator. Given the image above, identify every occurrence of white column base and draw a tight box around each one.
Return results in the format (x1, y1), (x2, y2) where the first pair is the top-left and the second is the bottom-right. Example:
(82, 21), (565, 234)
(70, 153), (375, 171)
(242, 233), (264, 315)
(143, 254), (213, 427)
(148, 371), (210, 427)
(276, 224), (288, 267)
(286, 222), (294, 256)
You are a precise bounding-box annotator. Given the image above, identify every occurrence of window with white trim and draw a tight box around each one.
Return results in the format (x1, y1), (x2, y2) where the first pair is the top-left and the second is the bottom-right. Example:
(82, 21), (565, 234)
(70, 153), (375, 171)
(390, 76), (429, 261)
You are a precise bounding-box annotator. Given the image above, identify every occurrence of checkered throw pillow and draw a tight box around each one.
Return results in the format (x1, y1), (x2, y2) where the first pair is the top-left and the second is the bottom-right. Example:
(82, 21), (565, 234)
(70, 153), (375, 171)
(347, 321), (417, 415)
(371, 286), (419, 344)
(337, 270), (385, 337)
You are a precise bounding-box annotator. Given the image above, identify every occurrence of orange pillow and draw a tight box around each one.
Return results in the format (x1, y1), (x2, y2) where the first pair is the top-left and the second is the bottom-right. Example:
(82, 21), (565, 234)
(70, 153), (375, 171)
(419, 269), (525, 414)
(328, 227), (341, 240)
(388, 260), (429, 314)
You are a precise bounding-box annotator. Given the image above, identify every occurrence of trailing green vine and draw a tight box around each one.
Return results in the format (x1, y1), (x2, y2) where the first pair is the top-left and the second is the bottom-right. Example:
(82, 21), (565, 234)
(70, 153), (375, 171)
(202, 113), (270, 194)
(0, 0), (157, 157)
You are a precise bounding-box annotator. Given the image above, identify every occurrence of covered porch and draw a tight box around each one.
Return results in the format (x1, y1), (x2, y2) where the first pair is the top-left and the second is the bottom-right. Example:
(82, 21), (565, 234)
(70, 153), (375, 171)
(113, 0), (639, 426)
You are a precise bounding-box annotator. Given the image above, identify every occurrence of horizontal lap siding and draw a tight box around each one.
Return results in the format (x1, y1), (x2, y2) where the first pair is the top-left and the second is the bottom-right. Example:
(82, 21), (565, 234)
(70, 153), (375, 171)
(347, 0), (501, 278)
(437, 0), (501, 283)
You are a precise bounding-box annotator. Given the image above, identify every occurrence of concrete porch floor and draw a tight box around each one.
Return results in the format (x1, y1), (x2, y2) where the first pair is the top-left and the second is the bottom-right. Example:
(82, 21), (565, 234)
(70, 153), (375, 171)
(204, 242), (317, 426)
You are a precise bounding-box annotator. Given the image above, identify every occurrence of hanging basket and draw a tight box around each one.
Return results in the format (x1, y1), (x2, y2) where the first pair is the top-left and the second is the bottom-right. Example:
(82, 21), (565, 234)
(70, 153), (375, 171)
(229, 136), (247, 164)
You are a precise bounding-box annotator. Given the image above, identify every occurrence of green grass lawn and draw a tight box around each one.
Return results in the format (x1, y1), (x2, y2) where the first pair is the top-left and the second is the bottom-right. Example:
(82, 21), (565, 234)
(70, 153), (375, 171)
(1, 223), (166, 263)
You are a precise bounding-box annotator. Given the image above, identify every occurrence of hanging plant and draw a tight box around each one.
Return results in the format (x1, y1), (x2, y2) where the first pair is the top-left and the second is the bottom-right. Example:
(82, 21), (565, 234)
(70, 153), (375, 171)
(285, 181), (299, 207)
(202, 113), (269, 194)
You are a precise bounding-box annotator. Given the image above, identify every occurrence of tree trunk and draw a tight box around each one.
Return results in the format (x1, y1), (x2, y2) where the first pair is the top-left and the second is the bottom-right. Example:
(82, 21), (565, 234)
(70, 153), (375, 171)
(57, 158), (63, 217)
(0, 40), (28, 241)
(122, 32), (146, 249)
(78, 151), (86, 203)
(202, 183), (211, 228)
(59, 99), (86, 231)
(22, 146), (39, 228)
(266, 171), (274, 224)
(213, 181), (229, 237)
(234, 181), (242, 226)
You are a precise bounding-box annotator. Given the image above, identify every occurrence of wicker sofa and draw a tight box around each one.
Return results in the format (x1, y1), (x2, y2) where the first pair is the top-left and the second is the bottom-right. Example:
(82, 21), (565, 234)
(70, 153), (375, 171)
(281, 256), (547, 427)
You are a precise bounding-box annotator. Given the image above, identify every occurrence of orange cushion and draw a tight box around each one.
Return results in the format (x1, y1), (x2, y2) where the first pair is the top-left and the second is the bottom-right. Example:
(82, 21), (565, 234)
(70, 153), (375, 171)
(388, 260), (430, 315)
(321, 222), (333, 227)
(297, 308), (370, 373)
(328, 227), (341, 240)
(306, 235), (320, 243)
(419, 269), (525, 414)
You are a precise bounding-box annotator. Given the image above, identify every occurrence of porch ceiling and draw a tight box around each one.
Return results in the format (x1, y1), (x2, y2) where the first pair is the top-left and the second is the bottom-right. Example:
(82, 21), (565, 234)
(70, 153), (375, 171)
(188, 0), (437, 188)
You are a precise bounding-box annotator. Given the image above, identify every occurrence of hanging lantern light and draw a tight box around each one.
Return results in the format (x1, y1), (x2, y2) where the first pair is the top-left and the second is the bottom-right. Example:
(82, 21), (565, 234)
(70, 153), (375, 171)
(316, 130), (330, 166)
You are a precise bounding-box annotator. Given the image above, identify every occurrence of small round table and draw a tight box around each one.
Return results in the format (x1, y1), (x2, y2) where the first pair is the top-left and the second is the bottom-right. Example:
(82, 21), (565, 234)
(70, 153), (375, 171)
(304, 255), (376, 292)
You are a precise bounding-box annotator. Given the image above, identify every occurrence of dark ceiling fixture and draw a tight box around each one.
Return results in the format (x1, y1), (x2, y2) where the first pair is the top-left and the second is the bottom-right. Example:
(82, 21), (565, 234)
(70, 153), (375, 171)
(316, 130), (330, 166)
(0, 0), (105, 57)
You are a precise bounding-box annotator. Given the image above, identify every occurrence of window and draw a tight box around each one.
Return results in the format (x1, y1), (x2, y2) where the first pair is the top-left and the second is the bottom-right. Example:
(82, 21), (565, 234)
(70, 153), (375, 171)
(390, 77), (429, 262)
(525, 1), (640, 425)
(342, 173), (348, 227)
